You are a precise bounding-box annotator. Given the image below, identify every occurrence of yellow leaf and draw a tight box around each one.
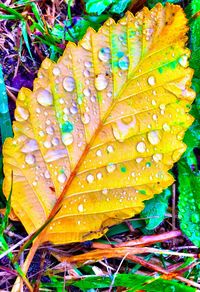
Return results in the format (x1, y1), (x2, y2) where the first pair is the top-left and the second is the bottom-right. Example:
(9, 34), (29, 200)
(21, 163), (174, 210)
(3, 4), (195, 245)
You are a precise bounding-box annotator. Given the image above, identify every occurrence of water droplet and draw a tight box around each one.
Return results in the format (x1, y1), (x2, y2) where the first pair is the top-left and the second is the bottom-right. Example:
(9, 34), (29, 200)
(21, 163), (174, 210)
(59, 98), (64, 104)
(62, 121), (74, 133)
(152, 99), (156, 106)
(146, 162), (151, 168)
(43, 141), (52, 149)
(162, 123), (171, 132)
(78, 204), (84, 212)
(147, 130), (161, 145)
(136, 158), (143, 163)
(95, 74), (108, 91)
(70, 105), (78, 115)
(84, 61), (92, 68)
(52, 67), (60, 76)
(83, 70), (90, 77)
(46, 126), (54, 135)
(83, 88), (91, 97)
(21, 140), (39, 153)
(96, 150), (102, 157)
(37, 89), (53, 106)
(107, 145), (114, 153)
(86, 174), (94, 183)
(91, 95), (96, 103)
(136, 142), (146, 153)
(118, 56), (129, 70)
(25, 154), (36, 165)
(15, 106), (29, 121)
(63, 76), (75, 92)
(102, 189), (108, 195)
(32, 181), (37, 186)
(98, 47), (111, 62)
(97, 172), (103, 180)
(191, 213), (200, 223)
(44, 170), (50, 179)
(178, 55), (188, 67)
(39, 131), (45, 137)
(152, 114), (158, 121)
(106, 163), (116, 173)
(147, 76), (156, 86)
(62, 133), (73, 146)
(81, 113), (90, 124)
(58, 173), (67, 184)
(52, 137), (59, 146)
(152, 153), (163, 162)
(46, 119), (51, 126)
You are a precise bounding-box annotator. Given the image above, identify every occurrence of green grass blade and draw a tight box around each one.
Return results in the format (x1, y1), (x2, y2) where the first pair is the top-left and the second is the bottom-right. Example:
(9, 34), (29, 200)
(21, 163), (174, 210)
(0, 3), (24, 20)
(0, 65), (13, 144)
(21, 20), (33, 59)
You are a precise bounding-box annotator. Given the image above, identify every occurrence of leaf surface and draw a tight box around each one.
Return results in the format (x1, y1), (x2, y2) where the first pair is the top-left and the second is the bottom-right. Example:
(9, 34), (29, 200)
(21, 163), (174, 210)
(178, 161), (200, 247)
(140, 188), (171, 230)
(3, 4), (195, 244)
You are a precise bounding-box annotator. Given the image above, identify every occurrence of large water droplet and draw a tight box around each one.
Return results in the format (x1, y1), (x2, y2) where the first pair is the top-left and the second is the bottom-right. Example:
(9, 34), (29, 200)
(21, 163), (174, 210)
(147, 76), (156, 86)
(78, 204), (84, 212)
(58, 173), (67, 184)
(96, 150), (102, 157)
(106, 163), (116, 173)
(136, 142), (146, 153)
(63, 76), (75, 92)
(98, 47), (111, 62)
(15, 106), (29, 121)
(86, 174), (94, 183)
(37, 89), (53, 106)
(81, 113), (90, 125)
(62, 133), (73, 146)
(25, 154), (36, 165)
(44, 149), (68, 162)
(96, 172), (103, 180)
(147, 130), (161, 145)
(95, 74), (108, 91)
(21, 140), (39, 153)
(52, 67), (60, 76)
(118, 56), (129, 71)
(178, 55), (188, 67)
(107, 145), (114, 153)
(152, 153), (163, 162)
(112, 116), (137, 142)
(43, 141), (52, 149)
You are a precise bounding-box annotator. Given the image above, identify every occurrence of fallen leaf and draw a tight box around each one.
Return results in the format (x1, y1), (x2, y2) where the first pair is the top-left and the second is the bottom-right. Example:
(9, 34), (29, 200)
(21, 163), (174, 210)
(3, 3), (195, 245)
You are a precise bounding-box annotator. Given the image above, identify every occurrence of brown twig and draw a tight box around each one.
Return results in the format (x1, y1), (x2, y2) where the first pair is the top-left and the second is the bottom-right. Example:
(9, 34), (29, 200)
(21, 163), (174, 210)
(92, 230), (182, 249)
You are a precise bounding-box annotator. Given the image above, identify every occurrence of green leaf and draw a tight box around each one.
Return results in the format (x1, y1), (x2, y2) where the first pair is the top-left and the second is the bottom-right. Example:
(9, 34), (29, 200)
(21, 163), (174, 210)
(42, 274), (195, 291)
(109, 0), (131, 14)
(178, 160), (200, 247)
(147, 0), (181, 9)
(191, 0), (200, 14)
(140, 188), (171, 230)
(51, 18), (91, 42)
(190, 17), (200, 78)
(85, 0), (114, 15)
